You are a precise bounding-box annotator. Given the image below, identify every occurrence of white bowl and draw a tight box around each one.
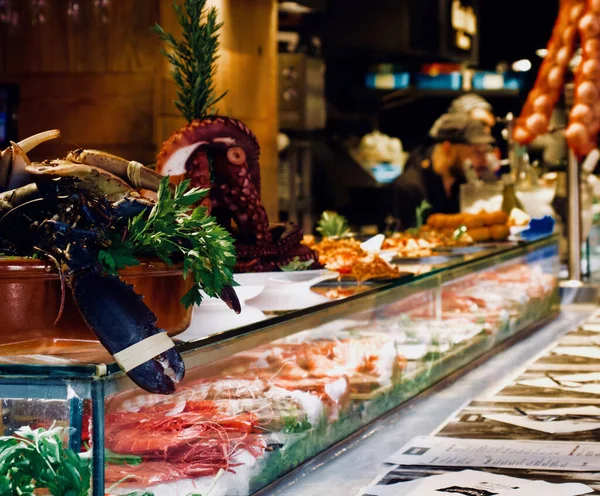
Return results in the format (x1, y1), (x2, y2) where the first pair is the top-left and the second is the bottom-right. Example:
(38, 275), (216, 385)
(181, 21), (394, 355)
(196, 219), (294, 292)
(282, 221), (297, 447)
(177, 285), (268, 341)
(244, 269), (339, 312)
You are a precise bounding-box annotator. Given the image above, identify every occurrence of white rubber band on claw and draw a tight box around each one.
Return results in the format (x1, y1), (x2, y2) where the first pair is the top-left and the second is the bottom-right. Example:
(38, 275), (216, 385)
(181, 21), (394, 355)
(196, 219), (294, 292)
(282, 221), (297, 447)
(113, 333), (175, 372)
(127, 160), (145, 189)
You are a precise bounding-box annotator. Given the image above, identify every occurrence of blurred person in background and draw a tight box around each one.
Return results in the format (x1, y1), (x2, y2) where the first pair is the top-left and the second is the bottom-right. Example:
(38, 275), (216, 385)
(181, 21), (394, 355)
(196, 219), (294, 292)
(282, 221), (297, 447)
(392, 113), (496, 228)
(448, 93), (500, 181)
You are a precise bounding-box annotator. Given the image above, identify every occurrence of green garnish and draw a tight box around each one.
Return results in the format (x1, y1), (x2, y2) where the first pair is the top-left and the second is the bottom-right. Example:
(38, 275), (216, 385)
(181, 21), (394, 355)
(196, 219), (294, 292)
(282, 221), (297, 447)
(316, 211), (350, 238)
(105, 449), (143, 466)
(279, 257), (315, 272)
(0, 424), (91, 496)
(154, 0), (226, 122)
(453, 225), (467, 240)
(415, 200), (432, 229)
(282, 415), (312, 434)
(99, 177), (237, 308)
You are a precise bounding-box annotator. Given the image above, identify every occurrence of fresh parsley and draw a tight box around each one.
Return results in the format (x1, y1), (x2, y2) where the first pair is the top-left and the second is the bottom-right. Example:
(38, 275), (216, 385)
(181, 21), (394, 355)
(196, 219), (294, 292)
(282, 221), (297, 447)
(282, 415), (312, 434)
(98, 177), (237, 308)
(154, 0), (226, 122)
(279, 257), (315, 272)
(0, 424), (91, 496)
(316, 211), (350, 239)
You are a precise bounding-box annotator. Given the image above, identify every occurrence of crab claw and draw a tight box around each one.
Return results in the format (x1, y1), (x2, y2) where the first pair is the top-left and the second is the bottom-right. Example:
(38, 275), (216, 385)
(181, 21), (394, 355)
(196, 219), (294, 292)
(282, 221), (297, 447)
(0, 130), (61, 192)
(0, 147), (13, 191)
(6, 142), (32, 191)
(66, 148), (167, 192)
(220, 285), (241, 314)
(27, 160), (132, 202)
(18, 129), (61, 153)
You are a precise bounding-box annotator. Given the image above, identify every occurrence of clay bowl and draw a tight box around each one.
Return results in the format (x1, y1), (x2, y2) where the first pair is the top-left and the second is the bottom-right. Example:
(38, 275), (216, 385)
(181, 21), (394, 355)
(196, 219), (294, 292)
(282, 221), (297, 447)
(0, 257), (193, 356)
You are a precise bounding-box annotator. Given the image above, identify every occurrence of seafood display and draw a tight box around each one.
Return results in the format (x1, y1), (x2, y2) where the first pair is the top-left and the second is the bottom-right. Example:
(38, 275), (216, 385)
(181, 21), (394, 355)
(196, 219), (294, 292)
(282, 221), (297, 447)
(0, 3), (567, 496)
(100, 254), (559, 496)
(0, 137), (240, 394)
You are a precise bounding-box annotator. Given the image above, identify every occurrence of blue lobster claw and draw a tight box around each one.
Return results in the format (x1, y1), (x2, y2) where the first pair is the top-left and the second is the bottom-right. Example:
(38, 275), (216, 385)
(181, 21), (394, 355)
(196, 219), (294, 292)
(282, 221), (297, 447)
(64, 243), (185, 394)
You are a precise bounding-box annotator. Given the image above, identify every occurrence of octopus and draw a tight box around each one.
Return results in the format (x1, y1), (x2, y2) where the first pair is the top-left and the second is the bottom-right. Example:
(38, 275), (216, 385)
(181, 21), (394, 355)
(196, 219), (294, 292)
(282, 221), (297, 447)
(156, 116), (320, 272)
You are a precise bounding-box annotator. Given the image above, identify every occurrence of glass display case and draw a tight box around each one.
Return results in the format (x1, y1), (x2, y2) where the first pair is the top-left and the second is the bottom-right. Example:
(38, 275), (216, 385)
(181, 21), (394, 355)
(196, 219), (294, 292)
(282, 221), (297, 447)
(0, 236), (560, 496)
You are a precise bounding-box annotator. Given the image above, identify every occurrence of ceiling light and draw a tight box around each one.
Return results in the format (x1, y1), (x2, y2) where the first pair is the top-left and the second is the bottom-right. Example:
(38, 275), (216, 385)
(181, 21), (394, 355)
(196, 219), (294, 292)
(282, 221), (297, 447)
(535, 48), (548, 58)
(512, 59), (532, 72)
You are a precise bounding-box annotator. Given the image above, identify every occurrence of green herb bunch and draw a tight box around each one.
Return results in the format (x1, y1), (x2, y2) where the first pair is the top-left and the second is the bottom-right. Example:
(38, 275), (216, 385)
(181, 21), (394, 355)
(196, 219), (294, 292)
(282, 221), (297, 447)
(316, 211), (350, 239)
(154, 0), (226, 122)
(0, 425), (90, 496)
(99, 177), (237, 308)
(279, 257), (315, 272)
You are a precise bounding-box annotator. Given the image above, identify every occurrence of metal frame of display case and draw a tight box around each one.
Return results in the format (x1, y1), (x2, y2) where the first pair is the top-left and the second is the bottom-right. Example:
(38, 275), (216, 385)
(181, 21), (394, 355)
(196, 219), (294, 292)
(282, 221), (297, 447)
(0, 235), (560, 495)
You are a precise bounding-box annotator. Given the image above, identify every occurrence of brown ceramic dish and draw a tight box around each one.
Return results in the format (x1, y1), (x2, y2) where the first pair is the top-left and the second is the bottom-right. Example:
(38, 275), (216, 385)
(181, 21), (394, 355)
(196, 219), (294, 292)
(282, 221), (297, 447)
(0, 257), (193, 357)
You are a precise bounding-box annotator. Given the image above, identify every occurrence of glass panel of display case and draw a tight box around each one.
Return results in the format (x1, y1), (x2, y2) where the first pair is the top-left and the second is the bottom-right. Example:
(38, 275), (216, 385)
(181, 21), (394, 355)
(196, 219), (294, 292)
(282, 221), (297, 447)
(102, 241), (560, 496)
(440, 241), (559, 340)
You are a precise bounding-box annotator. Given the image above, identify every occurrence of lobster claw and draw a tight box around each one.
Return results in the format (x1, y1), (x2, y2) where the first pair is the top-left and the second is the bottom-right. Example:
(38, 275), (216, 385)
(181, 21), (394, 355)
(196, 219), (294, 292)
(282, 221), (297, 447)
(64, 243), (185, 394)
(126, 347), (185, 395)
(220, 285), (241, 314)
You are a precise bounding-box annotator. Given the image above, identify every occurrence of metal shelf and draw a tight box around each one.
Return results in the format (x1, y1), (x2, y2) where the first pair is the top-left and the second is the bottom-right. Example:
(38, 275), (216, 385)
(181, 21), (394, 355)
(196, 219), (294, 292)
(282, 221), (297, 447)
(379, 87), (521, 110)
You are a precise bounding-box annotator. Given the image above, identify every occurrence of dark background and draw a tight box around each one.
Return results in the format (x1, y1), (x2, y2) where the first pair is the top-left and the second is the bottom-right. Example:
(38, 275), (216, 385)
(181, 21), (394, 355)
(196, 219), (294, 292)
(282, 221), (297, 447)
(282, 0), (560, 144)
(280, 0), (562, 226)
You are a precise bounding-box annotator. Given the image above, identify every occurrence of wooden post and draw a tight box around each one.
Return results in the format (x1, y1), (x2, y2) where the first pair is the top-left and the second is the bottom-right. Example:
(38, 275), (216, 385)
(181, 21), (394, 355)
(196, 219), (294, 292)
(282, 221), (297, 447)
(156, 0), (279, 220)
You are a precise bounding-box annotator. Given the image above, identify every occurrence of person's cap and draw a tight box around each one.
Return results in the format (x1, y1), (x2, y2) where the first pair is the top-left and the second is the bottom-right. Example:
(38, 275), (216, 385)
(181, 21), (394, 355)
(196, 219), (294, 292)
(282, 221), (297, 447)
(429, 113), (496, 145)
(448, 93), (493, 115)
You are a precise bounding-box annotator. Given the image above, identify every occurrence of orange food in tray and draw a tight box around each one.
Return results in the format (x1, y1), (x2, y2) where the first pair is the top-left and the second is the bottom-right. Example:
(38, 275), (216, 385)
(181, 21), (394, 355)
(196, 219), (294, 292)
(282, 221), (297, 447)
(426, 211), (510, 242)
(303, 237), (402, 282)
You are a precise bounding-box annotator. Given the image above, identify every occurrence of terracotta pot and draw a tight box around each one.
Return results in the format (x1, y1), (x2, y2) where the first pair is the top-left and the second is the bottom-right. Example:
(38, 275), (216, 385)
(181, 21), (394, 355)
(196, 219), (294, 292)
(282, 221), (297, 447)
(0, 258), (193, 354)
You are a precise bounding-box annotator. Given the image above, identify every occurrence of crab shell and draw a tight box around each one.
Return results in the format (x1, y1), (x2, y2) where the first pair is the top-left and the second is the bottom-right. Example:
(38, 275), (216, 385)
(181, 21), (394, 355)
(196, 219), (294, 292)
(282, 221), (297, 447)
(26, 160), (133, 202)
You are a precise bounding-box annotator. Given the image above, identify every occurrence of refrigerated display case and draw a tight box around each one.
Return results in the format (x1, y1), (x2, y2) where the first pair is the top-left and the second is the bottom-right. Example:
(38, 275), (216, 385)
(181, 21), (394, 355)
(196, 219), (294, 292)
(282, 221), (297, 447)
(0, 236), (560, 496)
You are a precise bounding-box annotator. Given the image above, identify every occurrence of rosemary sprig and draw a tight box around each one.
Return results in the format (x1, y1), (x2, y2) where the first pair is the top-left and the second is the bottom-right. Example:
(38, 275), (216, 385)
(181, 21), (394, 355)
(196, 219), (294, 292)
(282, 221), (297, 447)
(154, 0), (227, 122)
(99, 177), (237, 308)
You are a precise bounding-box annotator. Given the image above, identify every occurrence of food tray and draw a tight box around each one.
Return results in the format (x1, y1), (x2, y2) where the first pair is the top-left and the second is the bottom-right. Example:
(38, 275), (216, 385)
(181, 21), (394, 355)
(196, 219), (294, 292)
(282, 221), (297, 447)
(391, 254), (462, 265)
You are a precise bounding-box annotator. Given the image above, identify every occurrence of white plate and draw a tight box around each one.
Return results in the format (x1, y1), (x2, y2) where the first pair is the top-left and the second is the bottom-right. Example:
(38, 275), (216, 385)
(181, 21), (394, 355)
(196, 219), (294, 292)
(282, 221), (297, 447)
(244, 269), (340, 312)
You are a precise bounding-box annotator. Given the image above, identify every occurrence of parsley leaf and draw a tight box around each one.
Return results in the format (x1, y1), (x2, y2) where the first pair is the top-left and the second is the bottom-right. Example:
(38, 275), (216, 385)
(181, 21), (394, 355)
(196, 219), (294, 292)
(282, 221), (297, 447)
(279, 257), (315, 272)
(0, 425), (91, 495)
(98, 177), (237, 308)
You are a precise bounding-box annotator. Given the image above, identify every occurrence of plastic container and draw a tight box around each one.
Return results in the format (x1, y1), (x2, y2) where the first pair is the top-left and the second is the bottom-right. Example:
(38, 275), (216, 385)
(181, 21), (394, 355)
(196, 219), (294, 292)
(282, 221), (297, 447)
(0, 258), (194, 355)
(415, 72), (462, 90)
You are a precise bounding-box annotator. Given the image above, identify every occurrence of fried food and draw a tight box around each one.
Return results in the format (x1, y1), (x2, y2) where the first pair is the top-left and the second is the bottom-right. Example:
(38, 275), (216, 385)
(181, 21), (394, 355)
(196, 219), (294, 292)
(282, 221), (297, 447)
(482, 210), (509, 226)
(312, 238), (402, 281)
(467, 227), (492, 242)
(462, 213), (485, 229)
(490, 224), (510, 241)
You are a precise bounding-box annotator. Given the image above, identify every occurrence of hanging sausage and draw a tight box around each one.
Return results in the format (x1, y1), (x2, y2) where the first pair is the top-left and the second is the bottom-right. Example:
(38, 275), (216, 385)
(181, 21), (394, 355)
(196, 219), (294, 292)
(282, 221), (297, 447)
(513, 0), (586, 146)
